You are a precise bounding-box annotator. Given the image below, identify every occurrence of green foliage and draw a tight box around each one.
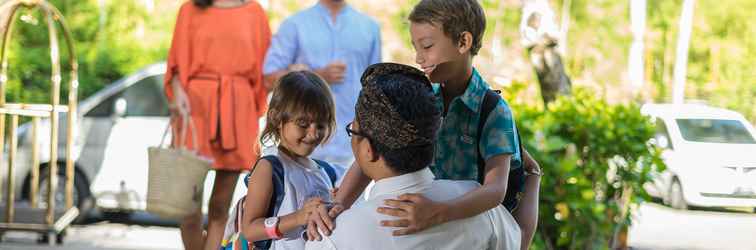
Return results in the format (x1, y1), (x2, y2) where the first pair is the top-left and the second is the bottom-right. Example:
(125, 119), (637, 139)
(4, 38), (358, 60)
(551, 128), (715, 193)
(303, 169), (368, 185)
(503, 84), (665, 249)
(4, 0), (173, 105)
(646, 0), (756, 123)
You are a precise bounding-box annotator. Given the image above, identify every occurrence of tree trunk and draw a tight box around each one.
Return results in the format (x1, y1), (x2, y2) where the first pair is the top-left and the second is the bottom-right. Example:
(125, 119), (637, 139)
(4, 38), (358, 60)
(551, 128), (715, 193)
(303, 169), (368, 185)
(672, 0), (695, 104)
(628, 0), (647, 94)
(521, 0), (572, 104)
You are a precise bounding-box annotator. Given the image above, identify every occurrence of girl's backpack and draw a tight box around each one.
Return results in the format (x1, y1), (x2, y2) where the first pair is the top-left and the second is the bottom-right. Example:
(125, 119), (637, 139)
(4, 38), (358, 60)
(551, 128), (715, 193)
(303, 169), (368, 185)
(221, 155), (338, 250)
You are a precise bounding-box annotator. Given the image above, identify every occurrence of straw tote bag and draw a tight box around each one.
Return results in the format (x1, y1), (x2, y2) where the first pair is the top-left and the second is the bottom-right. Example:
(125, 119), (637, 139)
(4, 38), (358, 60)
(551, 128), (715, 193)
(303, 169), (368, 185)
(147, 112), (211, 220)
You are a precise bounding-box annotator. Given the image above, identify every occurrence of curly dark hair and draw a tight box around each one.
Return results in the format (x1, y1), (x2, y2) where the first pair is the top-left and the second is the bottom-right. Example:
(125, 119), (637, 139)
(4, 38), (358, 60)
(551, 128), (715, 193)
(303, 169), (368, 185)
(356, 64), (441, 175)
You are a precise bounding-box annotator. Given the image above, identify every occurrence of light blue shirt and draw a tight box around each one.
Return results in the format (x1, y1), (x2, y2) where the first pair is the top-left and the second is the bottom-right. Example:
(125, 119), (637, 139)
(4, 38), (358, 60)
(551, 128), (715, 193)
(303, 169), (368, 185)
(264, 3), (382, 162)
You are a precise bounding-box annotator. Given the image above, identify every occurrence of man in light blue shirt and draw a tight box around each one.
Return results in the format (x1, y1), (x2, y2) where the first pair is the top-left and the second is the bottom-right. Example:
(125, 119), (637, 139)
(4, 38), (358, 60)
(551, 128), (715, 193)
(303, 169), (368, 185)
(263, 0), (382, 168)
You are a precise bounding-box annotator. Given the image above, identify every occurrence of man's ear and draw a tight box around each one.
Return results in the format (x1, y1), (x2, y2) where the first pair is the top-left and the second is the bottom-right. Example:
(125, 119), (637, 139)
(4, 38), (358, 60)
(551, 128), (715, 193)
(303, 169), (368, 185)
(457, 31), (473, 54)
(365, 140), (380, 163)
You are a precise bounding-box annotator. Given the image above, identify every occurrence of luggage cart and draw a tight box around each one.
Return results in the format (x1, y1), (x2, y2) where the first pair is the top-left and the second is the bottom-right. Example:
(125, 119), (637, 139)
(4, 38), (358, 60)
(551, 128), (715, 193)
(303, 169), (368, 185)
(0, 0), (79, 245)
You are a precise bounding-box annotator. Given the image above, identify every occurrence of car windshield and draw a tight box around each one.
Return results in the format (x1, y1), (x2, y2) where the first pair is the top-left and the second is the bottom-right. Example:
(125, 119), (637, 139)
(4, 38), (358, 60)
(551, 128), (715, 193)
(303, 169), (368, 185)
(676, 119), (756, 144)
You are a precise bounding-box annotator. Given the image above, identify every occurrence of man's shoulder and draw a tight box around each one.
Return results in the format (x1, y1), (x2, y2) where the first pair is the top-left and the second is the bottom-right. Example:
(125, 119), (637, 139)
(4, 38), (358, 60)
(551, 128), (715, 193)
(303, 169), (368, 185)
(325, 201), (389, 247)
(346, 6), (380, 29)
(336, 199), (384, 224)
(281, 6), (319, 25)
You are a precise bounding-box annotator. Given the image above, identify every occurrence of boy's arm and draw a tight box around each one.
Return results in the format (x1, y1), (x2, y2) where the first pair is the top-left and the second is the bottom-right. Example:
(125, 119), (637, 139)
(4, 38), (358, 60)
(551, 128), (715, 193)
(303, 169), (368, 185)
(379, 154), (510, 236)
(331, 162), (372, 211)
(513, 149), (541, 250)
(378, 101), (518, 235)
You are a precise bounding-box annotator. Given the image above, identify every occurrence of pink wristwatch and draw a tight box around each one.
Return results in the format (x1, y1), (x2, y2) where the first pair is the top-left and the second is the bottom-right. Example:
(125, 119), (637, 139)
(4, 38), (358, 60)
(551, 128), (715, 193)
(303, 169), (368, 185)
(264, 217), (282, 239)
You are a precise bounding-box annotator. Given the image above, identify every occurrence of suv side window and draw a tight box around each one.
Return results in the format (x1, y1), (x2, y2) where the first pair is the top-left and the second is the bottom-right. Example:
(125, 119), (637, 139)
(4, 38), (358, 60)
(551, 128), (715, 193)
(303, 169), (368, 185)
(655, 118), (674, 150)
(122, 75), (168, 117)
(85, 93), (119, 117)
(84, 74), (168, 117)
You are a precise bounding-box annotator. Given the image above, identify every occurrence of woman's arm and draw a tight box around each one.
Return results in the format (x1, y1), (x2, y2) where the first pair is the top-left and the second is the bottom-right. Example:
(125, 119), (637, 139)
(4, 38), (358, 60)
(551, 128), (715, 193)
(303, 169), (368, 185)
(241, 159), (313, 241)
(378, 154), (511, 235)
(513, 150), (541, 250)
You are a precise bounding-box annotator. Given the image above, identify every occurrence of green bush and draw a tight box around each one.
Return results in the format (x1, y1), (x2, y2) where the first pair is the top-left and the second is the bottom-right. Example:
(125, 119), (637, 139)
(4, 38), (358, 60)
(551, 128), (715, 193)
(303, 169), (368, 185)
(504, 85), (665, 249)
(3, 0), (172, 105)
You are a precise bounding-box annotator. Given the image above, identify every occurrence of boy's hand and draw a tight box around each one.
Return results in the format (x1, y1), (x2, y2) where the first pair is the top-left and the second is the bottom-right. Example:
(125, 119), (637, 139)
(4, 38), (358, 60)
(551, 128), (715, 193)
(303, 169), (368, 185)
(377, 193), (448, 236)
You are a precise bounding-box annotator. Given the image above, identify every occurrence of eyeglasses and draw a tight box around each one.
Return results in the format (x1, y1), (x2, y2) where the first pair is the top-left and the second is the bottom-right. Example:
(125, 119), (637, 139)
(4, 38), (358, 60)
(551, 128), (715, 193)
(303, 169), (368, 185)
(345, 122), (370, 140)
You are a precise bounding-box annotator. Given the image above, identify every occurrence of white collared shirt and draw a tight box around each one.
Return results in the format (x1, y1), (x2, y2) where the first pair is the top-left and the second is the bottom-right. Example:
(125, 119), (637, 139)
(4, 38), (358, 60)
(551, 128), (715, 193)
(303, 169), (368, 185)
(304, 168), (521, 250)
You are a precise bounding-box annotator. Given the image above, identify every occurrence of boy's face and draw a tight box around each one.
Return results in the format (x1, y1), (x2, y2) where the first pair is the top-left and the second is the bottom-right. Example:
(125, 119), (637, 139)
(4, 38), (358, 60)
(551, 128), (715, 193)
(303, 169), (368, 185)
(410, 21), (462, 83)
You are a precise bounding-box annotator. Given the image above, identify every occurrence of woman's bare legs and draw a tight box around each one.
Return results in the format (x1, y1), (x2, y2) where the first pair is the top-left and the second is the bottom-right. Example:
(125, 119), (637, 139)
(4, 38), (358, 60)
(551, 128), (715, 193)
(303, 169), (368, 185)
(180, 211), (204, 250)
(203, 170), (240, 250)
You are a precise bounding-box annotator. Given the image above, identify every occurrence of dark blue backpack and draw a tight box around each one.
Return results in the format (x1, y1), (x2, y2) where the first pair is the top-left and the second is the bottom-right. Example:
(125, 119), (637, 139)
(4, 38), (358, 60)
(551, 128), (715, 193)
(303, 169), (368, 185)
(243, 155), (338, 250)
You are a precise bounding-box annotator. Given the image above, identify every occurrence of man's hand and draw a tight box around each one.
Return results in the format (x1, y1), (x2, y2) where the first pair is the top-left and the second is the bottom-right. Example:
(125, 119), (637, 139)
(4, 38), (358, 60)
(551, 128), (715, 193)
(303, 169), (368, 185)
(288, 63), (310, 72)
(377, 193), (448, 236)
(315, 61), (346, 84)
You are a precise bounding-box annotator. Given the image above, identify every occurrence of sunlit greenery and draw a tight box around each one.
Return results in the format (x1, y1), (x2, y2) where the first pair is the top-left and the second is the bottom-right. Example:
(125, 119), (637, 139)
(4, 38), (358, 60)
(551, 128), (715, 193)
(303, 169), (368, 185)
(6, 1), (751, 124)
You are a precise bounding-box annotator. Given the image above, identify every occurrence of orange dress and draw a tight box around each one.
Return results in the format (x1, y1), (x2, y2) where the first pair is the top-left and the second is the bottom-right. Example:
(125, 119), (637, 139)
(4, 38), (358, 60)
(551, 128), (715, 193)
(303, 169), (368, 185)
(164, 1), (271, 171)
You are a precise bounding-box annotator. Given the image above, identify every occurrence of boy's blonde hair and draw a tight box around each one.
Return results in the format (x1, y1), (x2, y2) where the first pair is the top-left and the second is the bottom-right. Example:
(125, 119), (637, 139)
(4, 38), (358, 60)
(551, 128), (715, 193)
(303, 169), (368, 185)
(409, 0), (486, 56)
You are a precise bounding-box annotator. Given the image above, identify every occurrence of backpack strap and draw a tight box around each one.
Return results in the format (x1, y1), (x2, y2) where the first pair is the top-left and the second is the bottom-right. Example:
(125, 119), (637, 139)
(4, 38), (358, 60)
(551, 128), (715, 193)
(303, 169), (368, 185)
(476, 89), (502, 183)
(248, 155), (286, 250)
(475, 90), (526, 212)
(312, 159), (338, 186)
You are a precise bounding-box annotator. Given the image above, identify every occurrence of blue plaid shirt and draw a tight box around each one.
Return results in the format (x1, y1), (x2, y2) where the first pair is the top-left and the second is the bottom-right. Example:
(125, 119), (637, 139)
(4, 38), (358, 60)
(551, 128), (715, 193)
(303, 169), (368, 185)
(431, 68), (522, 181)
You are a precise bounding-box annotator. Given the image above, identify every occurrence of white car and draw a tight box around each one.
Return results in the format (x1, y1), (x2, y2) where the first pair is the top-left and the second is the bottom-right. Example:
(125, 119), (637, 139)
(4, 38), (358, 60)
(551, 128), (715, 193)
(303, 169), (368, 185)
(5, 63), (248, 220)
(641, 103), (756, 210)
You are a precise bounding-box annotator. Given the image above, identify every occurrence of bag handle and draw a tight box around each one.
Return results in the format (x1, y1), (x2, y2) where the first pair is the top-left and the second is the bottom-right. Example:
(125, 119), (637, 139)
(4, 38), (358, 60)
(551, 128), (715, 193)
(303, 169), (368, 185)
(160, 79), (199, 153)
(159, 114), (199, 151)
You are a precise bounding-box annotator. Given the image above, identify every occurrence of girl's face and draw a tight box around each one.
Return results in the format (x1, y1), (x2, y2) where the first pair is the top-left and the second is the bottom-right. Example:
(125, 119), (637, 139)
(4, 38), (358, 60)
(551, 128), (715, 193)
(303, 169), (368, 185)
(410, 21), (463, 83)
(278, 116), (327, 158)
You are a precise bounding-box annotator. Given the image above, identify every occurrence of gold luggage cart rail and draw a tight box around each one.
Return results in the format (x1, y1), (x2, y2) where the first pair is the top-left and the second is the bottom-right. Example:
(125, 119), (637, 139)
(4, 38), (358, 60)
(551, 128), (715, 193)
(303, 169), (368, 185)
(0, 0), (79, 245)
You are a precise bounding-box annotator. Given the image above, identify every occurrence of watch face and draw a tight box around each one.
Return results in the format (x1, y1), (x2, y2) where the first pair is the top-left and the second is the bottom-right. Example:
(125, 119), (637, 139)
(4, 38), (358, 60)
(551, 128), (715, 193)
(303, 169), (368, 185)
(264, 217), (278, 227)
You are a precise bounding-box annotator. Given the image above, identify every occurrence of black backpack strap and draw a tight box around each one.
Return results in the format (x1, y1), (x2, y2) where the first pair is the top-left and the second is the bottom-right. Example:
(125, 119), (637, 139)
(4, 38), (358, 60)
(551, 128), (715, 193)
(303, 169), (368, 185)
(250, 155), (286, 250)
(476, 89), (502, 183)
(476, 89), (526, 212)
(312, 159), (338, 186)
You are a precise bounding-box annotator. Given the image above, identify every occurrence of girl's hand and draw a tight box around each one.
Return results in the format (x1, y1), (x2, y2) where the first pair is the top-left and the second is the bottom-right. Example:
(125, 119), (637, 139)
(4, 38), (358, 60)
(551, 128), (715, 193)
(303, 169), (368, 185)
(377, 193), (448, 236)
(297, 197), (324, 226)
(305, 201), (336, 241)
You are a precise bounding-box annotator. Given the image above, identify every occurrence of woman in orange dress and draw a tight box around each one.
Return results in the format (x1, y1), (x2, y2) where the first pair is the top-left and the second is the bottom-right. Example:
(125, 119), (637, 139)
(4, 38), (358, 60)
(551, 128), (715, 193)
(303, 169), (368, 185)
(164, 0), (270, 249)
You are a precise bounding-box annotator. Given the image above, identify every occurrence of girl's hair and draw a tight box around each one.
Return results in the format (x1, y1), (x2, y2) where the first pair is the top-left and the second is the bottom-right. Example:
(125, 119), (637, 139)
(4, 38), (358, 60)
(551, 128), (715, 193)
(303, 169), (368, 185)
(260, 71), (336, 147)
(193, 0), (214, 8)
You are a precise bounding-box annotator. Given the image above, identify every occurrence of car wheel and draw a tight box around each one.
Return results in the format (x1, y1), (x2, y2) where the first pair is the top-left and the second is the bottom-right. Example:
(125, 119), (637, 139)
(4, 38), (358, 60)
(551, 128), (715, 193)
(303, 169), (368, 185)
(34, 167), (93, 223)
(669, 179), (688, 210)
(661, 184), (671, 206)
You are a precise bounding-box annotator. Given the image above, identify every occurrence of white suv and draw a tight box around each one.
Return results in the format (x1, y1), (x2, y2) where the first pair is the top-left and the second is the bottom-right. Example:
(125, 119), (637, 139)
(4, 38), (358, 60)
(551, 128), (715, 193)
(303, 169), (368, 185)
(641, 103), (756, 210)
(5, 63), (247, 219)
